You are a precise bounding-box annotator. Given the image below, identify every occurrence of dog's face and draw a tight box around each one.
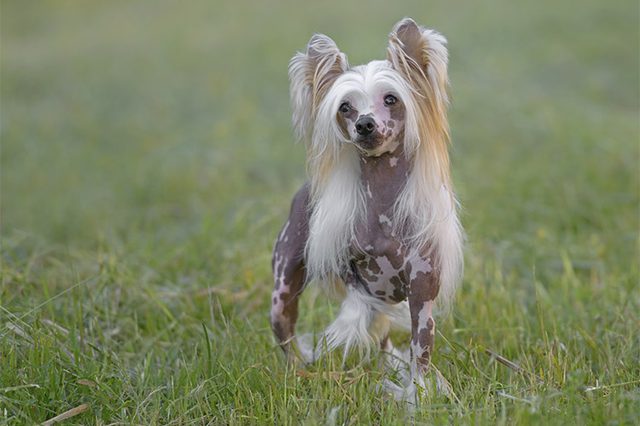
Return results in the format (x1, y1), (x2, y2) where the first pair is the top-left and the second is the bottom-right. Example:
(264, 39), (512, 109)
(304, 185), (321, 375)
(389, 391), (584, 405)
(333, 61), (406, 156)
(289, 18), (450, 161)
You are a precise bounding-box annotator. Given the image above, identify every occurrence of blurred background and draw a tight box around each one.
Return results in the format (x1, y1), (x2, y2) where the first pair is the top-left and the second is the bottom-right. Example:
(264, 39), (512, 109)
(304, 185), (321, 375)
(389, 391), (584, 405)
(1, 0), (638, 423)
(3, 1), (637, 250)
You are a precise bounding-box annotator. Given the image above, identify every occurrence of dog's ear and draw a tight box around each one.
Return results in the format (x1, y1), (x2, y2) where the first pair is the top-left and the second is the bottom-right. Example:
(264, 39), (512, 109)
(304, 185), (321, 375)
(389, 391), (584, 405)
(289, 34), (348, 142)
(387, 18), (449, 112)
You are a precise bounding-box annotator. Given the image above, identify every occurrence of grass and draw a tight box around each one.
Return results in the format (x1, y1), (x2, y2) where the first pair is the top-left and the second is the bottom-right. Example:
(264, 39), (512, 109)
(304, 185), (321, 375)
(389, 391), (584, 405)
(1, 0), (639, 424)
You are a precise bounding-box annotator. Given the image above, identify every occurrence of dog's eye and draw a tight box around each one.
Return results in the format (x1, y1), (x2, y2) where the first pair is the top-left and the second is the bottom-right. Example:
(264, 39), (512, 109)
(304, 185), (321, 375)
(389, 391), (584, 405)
(384, 94), (398, 106)
(339, 102), (351, 114)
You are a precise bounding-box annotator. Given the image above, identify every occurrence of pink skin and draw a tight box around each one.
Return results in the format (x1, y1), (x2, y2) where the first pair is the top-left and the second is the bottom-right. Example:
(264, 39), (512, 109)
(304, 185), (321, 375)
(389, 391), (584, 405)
(339, 91), (405, 156)
(270, 185), (310, 359)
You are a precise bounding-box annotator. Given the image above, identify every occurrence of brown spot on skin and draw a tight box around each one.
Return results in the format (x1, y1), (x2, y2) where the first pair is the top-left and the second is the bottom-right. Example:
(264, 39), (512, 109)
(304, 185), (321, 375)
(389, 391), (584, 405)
(426, 278), (440, 300)
(409, 296), (437, 373)
(389, 102), (405, 122)
(415, 317), (435, 348)
(365, 257), (381, 274)
(337, 106), (358, 139)
(389, 275), (407, 302)
(427, 317), (434, 330)
(416, 258), (440, 300)
(355, 134), (385, 151)
(411, 271), (439, 300)
(270, 184), (311, 354)
(271, 320), (285, 343)
(375, 290), (386, 296)
(403, 261), (412, 282)
(390, 287), (405, 303)
(385, 243), (404, 269)
(358, 268), (376, 282)
(417, 348), (431, 370)
(337, 114), (349, 138)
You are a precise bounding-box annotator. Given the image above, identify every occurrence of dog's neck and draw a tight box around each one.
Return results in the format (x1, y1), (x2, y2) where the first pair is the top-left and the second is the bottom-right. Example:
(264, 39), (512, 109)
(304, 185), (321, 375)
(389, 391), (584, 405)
(359, 142), (409, 212)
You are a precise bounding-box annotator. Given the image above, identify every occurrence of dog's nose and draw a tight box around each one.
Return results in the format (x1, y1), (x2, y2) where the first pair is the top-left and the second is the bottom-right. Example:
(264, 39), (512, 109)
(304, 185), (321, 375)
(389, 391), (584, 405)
(355, 116), (376, 136)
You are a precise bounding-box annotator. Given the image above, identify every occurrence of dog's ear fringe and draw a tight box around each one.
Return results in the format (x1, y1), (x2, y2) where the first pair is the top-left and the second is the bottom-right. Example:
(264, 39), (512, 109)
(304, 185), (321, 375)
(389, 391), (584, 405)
(387, 18), (449, 116)
(288, 34), (347, 143)
(387, 19), (462, 313)
(387, 17), (451, 174)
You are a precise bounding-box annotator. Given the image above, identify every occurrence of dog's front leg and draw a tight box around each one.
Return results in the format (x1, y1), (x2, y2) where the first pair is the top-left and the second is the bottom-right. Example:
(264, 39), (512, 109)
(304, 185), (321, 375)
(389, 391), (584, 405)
(407, 260), (439, 399)
(270, 250), (305, 361)
(270, 185), (310, 361)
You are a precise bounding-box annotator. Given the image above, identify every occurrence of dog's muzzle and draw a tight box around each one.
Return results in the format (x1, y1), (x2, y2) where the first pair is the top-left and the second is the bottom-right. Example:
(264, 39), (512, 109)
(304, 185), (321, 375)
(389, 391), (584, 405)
(355, 116), (376, 136)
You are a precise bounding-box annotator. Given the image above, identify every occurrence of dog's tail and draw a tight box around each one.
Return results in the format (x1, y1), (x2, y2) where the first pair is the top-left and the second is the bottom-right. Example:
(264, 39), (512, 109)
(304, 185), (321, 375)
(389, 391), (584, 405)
(298, 288), (411, 363)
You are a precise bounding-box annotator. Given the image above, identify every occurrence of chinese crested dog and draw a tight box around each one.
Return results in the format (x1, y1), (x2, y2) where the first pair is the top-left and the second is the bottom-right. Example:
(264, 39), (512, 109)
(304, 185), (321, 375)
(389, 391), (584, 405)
(270, 18), (463, 402)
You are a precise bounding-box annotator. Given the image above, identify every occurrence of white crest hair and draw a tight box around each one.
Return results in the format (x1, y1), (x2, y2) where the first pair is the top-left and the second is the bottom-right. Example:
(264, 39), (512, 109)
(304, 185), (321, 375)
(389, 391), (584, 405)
(289, 33), (363, 289)
(386, 18), (464, 309)
(288, 19), (464, 311)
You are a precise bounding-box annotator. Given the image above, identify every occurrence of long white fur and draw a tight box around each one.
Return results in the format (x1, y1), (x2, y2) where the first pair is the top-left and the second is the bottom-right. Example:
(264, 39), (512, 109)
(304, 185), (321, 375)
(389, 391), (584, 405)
(304, 62), (417, 284)
(388, 22), (463, 311)
(289, 34), (348, 143)
(304, 148), (363, 285)
(297, 288), (411, 363)
(288, 19), (463, 363)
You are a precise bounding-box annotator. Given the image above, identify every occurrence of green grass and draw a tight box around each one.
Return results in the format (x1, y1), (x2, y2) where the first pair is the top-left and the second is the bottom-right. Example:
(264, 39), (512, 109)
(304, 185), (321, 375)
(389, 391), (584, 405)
(1, 0), (639, 424)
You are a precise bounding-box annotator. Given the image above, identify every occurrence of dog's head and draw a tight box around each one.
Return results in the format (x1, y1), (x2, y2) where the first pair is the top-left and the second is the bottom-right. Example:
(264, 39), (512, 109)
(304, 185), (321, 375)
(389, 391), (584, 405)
(289, 18), (450, 159)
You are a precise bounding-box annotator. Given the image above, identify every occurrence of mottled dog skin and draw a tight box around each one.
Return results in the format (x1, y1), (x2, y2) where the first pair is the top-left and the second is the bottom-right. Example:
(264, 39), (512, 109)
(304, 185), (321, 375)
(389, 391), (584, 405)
(270, 184), (310, 357)
(271, 18), (463, 401)
(271, 148), (438, 374)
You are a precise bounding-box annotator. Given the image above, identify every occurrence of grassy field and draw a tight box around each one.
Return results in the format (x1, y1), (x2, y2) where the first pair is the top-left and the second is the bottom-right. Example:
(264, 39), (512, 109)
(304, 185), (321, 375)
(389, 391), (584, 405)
(1, 0), (639, 424)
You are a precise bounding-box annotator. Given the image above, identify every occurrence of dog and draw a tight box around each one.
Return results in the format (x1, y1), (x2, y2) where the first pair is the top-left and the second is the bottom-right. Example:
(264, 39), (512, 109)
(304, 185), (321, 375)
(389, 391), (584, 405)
(270, 18), (463, 402)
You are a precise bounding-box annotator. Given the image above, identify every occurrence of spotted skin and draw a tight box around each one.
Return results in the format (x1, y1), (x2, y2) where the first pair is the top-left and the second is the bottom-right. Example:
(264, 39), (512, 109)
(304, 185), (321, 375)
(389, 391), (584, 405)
(272, 58), (439, 375)
(337, 90), (405, 156)
(270, 184), (310, 357)
(271, 142), (440, 378)
(350, 143), (440, 375)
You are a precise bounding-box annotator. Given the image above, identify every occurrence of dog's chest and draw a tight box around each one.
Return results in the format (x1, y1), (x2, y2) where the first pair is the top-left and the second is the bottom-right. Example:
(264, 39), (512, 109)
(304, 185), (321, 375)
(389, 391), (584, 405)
(347, 212), (432, 304)
(342, 149), (433, 303)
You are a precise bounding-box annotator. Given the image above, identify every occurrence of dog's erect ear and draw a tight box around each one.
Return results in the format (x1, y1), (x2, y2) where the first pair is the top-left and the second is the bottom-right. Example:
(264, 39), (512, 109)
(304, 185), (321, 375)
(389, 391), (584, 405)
(387, 18), (449, 111)
(289, 34), (348, 142)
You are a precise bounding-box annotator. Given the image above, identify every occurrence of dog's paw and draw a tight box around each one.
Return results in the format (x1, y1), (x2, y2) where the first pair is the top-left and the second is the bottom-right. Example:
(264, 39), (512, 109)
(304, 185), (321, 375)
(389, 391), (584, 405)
(293, 333), (318, 364)
(378, 378), (420, 405)
(379, 363), (455, 406)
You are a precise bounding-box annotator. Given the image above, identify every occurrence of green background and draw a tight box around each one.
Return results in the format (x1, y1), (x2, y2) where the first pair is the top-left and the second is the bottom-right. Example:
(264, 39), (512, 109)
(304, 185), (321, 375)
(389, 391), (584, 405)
(2, 0), (638, 424)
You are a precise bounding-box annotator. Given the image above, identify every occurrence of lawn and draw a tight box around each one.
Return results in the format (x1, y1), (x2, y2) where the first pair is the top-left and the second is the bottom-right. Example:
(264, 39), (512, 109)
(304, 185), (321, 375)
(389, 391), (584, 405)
(1, 0), (639, 424)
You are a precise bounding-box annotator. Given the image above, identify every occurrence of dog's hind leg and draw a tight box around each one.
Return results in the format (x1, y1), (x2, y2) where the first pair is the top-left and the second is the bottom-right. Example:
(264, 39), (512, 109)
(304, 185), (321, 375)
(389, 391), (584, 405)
(270, 184), (310, 361)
